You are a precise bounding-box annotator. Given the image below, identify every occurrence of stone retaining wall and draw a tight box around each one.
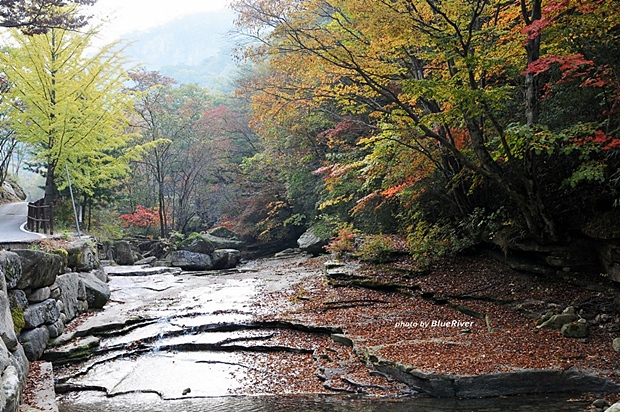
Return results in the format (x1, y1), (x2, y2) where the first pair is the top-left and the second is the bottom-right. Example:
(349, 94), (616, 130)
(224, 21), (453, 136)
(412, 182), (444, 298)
(0, 239), (110, 412)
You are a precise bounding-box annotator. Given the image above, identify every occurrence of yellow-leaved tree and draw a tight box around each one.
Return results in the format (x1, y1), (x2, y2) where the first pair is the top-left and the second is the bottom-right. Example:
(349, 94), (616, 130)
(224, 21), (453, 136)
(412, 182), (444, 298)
(0, 26), (135, 208)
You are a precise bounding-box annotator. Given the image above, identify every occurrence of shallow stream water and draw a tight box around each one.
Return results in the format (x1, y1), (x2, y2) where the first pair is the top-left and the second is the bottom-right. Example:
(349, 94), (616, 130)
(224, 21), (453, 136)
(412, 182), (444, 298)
(58, 392), (590, 412)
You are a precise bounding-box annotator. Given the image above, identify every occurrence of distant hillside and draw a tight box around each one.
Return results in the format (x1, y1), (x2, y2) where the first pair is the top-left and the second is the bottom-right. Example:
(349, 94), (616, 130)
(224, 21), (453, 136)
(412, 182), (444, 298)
(123, 9), (238, 91)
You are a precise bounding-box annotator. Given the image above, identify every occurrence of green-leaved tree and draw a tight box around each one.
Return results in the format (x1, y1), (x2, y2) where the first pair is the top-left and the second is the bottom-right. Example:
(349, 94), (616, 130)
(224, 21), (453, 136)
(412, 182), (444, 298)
(0, 27), (134, 208)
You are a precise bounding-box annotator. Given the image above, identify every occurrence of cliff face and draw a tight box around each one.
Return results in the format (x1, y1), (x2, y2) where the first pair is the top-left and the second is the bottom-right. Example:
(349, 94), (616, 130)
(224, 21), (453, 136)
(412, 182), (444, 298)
(0, 176), (27, 204)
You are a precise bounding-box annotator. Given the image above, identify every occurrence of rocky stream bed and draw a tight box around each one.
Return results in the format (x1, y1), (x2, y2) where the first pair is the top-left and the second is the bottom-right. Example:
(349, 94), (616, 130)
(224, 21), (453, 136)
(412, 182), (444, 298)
(32, 252), (620, 411)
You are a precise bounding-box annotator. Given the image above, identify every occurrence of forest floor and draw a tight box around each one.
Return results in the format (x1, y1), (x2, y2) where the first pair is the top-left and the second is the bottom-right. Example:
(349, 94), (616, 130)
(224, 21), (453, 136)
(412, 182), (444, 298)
(242, 252), (620, 402)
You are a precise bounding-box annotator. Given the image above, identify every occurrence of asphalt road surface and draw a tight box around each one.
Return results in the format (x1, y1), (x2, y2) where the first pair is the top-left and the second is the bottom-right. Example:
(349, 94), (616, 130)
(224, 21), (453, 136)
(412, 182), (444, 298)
(0, 202), (44, 242)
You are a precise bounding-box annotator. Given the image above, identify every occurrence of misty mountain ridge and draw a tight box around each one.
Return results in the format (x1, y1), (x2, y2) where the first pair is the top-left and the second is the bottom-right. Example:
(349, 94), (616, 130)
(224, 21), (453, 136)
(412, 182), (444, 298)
(123, 9), (238, 91)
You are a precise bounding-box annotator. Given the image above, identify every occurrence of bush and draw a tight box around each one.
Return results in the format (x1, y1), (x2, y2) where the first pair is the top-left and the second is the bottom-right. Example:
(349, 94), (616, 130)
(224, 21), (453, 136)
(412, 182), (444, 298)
(324, 225), (357, 258)
(407, 220), (476, 268)
(356, 234), (396, 263)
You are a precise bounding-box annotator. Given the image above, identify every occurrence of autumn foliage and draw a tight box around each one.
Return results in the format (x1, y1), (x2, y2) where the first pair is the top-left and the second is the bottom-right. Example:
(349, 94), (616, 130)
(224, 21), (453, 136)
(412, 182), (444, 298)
(118, 205), (161, 235)
(230, 0), (620, 254)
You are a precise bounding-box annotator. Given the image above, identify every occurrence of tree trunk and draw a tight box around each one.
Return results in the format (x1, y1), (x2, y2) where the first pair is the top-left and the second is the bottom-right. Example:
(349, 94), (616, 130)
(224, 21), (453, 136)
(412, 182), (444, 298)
(44, 163), (56, 205)
(157, 179), (167, 238)
(522, 0), (542, 127)
(466, 118), (558, 243)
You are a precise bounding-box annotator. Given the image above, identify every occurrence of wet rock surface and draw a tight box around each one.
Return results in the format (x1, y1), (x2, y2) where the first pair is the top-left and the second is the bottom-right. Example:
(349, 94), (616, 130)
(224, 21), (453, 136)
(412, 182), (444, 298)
(52, 254), (620, 410)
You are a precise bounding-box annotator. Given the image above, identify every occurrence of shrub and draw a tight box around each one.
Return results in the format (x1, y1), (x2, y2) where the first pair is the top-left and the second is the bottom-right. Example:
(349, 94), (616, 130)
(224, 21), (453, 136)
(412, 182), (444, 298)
(324, 225), (357, 258)
(407, 220), (476, 268)
(357, 234), (396, 263)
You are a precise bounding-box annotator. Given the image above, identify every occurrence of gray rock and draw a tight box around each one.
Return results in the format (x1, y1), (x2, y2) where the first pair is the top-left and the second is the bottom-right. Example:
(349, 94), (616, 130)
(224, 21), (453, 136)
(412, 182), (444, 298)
(170, 250), (213, 271)
(178, 235), (215, 255)
(211, 249), (241, 269)
(77, 273), (110, 309)
(43, 335), (100, 363)
(207, 226), (242, 240)
(27, 287), (51, 303)
(104, 265), (181, 276)
(537, 313), (578, 329)
(607, 401), (620, 412)
(562, 306), (576, 315)
(55, 273), (80, 321)
(20, 326), (50, 361)
(592, 399), (609, 408)
(47, 317), (65, 339)
(78, 300), (89, 313)
(134, 256), (157, 266)
(0, 273), (19, 351)
(297, 227), (329, 255)
(66, 238), (100, 272)
(0, 364), (21, 412)
(331, 333), (354, 347)
(90, 267), (108, 283)
(114, 240), (136, 265)
(0, 343), (27, 412)
(7, 290), (28, 311)
(49, 283), (61, 300)
(14, 250), (64, 290)
(560, 322), (588, 338)
(202, 233), (243, 250)
(274, 248), (304, 258)
(0, 251), (22, 290)
(613, 337), (620, 353)
(374, 361), (619, 398)
(23, 299), (61, 330)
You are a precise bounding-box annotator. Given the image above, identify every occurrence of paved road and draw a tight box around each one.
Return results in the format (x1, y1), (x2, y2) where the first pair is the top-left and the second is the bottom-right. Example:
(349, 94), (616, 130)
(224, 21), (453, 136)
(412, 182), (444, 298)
(0, 202), (44, 242)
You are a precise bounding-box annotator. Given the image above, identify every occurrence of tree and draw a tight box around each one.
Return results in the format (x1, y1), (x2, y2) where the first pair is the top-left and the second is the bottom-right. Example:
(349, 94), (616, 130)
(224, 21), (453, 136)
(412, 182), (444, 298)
(233, 0), (620, 245)
(0, 28), (134, 209)
(128, 70), (216, 237)
(0, 0), (97, 34)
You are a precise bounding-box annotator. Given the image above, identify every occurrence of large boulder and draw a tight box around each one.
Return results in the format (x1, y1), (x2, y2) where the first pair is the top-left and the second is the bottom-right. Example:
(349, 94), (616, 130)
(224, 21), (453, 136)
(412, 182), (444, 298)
(0, 251), (22, 290)
(561, 321), (588, 338)
(19, 326), (49, 361)
(0, 344), (28, 412)
(77, 273), (110, 309)
(297, 227), (330, 255)
(0, 363), (21, 412)
(201, 233), (243, 250)
(178, 234), (215, 255)
(7, 290), (28, 311)
(26, 287), (51, 304)
(66, 238), (100, 272)
(14, 250), (64, 290)
(54, 273), (81, 321)
(170, 250), (213, 271)
(207, 226), (242, 241)
(113, 240), (139, 265)
(0, 272), (19, 351)
(607, 402), (620, 412)
(23, 299), (60, 330)
(211, 249), (241, 270)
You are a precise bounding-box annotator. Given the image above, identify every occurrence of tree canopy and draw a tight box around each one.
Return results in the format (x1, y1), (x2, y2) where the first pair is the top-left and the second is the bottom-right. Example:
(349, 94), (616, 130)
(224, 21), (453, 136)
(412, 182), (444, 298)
(0, 0), (97, 34)
(231, 0), (620, 252)
(0, 27), (134, 206)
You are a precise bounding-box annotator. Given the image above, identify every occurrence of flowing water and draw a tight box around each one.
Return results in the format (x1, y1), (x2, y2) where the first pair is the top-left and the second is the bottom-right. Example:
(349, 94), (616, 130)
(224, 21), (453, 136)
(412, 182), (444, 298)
(58, 392), (589, 412)
(53, 258), (593, 412)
